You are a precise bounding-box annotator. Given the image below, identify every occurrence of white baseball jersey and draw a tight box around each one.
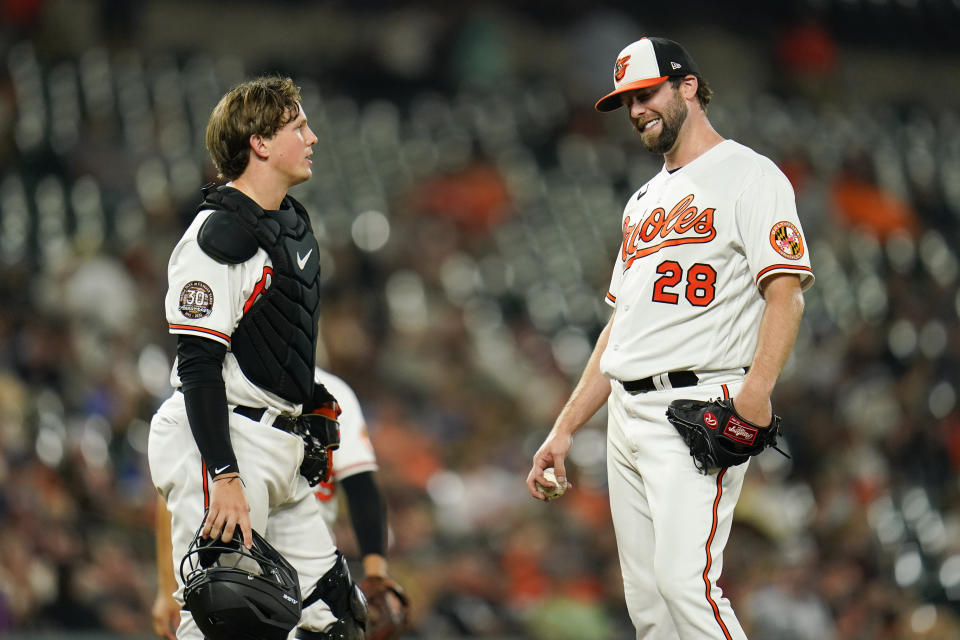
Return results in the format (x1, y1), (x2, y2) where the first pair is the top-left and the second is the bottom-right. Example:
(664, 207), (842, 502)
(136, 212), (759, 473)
(164, 202), (300, 414)
(311, 368), (379, 527)
(599, 140), (814, 382)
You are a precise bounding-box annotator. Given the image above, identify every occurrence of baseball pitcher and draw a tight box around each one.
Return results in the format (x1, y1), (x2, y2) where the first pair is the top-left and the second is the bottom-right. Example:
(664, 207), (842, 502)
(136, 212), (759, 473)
(527, 37), (814, 639)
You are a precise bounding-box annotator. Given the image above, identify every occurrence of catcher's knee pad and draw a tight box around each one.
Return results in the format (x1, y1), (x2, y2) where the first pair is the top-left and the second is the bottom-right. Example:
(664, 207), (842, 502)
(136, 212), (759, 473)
(296, 552), (368, 640)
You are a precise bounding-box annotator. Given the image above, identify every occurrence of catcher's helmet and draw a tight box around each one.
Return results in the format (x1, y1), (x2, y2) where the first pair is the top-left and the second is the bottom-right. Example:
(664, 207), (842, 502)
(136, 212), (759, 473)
(180, 525), (301, 640)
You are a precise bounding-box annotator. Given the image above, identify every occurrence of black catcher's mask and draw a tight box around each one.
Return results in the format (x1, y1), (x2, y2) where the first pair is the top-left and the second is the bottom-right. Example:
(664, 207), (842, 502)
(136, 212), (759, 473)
(180, 524), (301, 640)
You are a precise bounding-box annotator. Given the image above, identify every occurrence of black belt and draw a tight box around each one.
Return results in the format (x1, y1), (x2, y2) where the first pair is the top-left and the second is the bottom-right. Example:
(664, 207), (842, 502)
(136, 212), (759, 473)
(234, 405), (339, 454)
(233, 405), (298, 432)
(173, 390), (300, 432)
(621, 371), (699, 394)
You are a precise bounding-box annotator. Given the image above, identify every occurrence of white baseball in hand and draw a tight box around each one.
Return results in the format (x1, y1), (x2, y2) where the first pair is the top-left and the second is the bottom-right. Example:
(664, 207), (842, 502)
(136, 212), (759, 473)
(536, 468), (568, 501)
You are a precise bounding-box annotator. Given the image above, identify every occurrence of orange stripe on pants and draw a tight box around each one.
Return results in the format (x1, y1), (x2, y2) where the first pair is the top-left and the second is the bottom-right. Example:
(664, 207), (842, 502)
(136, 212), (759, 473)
(702, 468), (733, 639)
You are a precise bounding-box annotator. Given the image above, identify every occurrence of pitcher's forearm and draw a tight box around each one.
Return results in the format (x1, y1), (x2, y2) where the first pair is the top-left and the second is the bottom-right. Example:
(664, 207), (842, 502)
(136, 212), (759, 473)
(744, 274), (804, 397)
(552, 312), (614, 437)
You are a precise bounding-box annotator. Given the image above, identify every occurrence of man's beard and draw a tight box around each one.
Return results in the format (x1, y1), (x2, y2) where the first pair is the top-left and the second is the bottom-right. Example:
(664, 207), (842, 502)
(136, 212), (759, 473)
(635, 91), (688, 154)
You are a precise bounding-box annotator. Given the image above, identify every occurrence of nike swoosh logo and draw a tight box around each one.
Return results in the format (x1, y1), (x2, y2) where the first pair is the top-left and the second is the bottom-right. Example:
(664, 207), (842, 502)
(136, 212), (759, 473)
(296, 249), (312, 270)
(636, 186), (648, 200)
(214, 465), (230, 474)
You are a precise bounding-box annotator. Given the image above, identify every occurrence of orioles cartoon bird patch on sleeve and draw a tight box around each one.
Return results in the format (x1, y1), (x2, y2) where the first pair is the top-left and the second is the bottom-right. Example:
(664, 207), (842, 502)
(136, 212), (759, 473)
(770, 221), (804, 260)
(179, 281), (214, 318)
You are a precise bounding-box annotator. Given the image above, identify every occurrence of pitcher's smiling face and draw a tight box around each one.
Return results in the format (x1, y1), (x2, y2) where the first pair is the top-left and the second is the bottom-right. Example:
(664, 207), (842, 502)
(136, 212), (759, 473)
(621, 81), (689, 155)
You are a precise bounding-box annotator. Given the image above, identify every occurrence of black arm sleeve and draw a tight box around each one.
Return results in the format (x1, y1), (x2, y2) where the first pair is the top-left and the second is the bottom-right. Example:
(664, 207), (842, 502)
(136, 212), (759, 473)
(177, 335), (238, 477)
(339, 471), (387, 557)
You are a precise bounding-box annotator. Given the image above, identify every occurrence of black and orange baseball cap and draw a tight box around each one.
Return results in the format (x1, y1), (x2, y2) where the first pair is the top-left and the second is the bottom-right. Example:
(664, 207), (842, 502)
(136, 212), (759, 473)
(595, 37), (700, 112)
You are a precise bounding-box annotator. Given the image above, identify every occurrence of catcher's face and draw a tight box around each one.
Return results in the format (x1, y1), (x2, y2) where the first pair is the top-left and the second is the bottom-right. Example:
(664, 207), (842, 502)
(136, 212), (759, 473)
(623, 82), (689, 155)
(264, 103), (317, 187)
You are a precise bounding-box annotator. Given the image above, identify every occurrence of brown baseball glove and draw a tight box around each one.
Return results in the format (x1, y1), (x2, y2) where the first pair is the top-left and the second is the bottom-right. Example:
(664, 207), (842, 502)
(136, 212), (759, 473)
(357, 576), (409, 640)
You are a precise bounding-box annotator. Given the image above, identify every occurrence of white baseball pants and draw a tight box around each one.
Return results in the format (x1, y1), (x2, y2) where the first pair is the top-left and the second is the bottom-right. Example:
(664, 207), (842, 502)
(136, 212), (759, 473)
(607, 375), (749, 640)
(148, 392), (339, 639)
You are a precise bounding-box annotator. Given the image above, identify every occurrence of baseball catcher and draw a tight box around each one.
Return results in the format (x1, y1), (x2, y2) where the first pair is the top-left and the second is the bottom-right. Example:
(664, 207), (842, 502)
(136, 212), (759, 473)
(666, 398), (788, 473)
(357, 576), (409, 640)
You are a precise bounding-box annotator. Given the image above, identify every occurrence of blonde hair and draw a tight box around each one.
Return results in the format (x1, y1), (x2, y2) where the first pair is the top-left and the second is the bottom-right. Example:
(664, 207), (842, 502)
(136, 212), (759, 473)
(205, 76), (302, 180)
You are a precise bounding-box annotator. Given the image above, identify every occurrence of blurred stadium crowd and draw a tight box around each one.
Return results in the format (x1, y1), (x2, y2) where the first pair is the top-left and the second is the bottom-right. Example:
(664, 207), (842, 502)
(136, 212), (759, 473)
(2, 0), (960, 638)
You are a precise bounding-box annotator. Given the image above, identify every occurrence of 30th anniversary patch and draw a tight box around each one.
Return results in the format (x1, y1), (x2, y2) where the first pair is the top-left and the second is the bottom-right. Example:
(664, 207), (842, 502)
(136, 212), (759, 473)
(179, 281), (214, 318)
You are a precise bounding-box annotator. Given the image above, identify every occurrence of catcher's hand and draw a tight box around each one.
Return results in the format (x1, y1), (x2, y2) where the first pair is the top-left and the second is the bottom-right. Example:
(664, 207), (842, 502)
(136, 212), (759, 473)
(358, 576), (409, 640)
(666, 397), (787, 473)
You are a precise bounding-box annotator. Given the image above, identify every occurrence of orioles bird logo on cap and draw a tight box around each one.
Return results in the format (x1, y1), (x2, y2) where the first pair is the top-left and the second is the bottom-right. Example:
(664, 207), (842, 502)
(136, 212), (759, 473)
(614, 55), (631, 81)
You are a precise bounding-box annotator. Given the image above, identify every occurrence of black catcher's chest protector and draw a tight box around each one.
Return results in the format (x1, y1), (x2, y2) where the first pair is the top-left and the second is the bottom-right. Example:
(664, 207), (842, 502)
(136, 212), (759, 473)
(197, 185), (321, 405)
